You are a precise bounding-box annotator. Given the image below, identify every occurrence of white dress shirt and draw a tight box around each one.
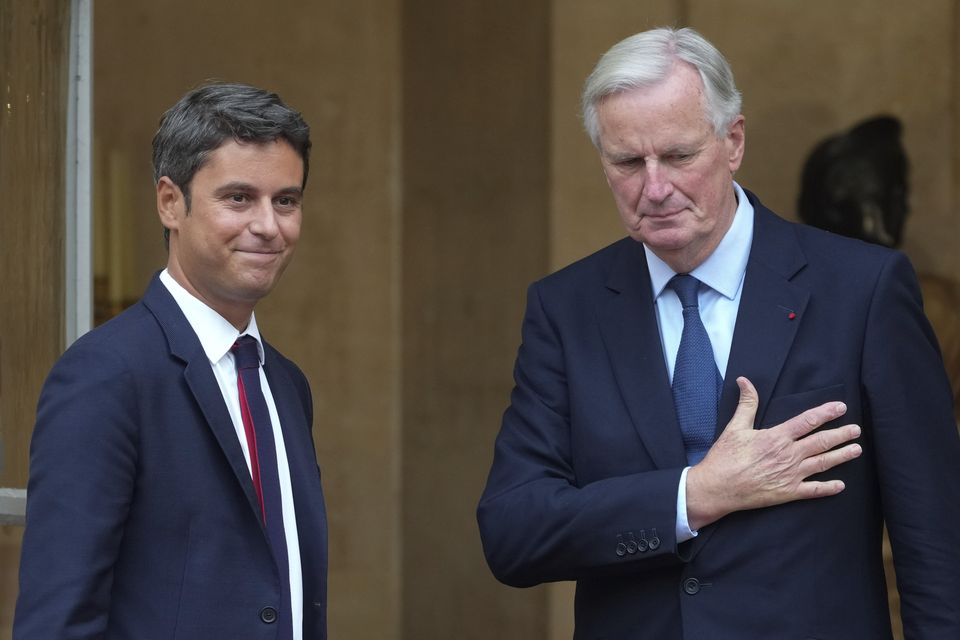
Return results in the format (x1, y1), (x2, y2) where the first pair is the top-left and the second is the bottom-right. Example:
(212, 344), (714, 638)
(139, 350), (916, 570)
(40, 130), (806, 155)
(160, 269), (303, 639)
(642, 182), (754, 542)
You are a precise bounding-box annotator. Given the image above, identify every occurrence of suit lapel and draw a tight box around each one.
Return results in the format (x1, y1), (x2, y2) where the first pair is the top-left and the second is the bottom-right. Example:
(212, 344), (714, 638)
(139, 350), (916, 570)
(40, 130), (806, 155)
(598, 240), (688, 469)
(263, 351), (328, 629)
(718, 201), (809, 428)
(141, 275), (263, 519)
(263, 354), (325, 528)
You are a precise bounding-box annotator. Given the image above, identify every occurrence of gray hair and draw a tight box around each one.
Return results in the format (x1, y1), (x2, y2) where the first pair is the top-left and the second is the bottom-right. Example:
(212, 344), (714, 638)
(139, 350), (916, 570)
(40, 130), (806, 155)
(581, 27), (742, 148)
(152, 82), (311, 243)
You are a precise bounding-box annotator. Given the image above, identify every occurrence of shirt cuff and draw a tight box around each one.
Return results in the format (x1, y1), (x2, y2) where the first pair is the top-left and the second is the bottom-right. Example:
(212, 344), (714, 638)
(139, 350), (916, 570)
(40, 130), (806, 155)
(676, 466), (698, 543)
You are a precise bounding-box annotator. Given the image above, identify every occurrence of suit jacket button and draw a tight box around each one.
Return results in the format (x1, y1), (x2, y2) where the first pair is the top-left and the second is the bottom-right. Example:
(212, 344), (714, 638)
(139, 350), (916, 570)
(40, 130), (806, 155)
(648, 528), (661, 550)
(682, 578), (701, 595)
(260, 606), (278, 624)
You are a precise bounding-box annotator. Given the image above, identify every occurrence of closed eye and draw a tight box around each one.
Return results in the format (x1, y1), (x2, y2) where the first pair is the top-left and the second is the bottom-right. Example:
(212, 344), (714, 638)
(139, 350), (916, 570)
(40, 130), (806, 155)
(614, 157), (644, 168)
(666, 152), (696, 164)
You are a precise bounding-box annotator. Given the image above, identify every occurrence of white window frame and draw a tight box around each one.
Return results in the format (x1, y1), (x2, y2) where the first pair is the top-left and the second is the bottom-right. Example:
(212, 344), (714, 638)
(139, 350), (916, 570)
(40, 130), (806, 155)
(66, 0), (94, 345)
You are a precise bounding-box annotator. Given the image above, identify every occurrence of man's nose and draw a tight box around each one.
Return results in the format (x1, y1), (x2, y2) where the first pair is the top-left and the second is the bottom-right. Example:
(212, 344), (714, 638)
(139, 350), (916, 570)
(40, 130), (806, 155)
(641, 164), (674, 203)
(248, 200), (281, 238)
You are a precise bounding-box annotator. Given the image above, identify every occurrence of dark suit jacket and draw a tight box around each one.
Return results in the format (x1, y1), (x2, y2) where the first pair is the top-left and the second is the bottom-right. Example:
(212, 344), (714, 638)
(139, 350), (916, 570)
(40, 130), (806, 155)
(15, 275), (328, 639)
(478, 192), (960, 639)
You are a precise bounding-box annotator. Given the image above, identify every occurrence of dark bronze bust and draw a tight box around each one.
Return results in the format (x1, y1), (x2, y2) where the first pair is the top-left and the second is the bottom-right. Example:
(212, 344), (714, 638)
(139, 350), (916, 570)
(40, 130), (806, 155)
(798, 115), (909, 248)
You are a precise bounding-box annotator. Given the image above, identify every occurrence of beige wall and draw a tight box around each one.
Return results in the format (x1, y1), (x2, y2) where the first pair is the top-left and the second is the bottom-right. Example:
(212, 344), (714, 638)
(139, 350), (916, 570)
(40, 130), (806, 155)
(2, 1), (958, 638)
(401, 1), (551, 637)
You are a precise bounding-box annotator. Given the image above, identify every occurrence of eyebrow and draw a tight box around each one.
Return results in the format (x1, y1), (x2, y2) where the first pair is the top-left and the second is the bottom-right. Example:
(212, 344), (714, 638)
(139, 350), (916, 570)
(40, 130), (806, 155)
(604, 141), (705, 164)
(602, 150), (640, 163)
(215, 182), (304, 197)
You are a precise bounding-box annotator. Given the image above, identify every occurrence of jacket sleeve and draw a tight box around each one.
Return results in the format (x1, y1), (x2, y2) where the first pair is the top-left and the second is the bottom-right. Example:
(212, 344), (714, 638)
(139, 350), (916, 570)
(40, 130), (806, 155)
(477, 282), (686, 588)
(863, 252), (960, 638)
(14, 341), (139, 639)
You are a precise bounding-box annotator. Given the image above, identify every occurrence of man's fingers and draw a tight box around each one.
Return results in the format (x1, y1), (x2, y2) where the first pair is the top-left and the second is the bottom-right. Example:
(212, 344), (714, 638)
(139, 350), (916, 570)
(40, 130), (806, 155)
(795, 423), (861, 458)
(779, 400), (848, 439)
(722, 376), (759, 432)
(793, 479), (846, 500)
(797, 442), (862, 477)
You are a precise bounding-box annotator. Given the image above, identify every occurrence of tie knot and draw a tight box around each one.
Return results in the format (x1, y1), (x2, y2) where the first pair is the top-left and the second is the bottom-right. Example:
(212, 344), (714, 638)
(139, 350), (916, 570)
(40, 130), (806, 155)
(669, 274), (701, 309)
(232, 335), (261, 370)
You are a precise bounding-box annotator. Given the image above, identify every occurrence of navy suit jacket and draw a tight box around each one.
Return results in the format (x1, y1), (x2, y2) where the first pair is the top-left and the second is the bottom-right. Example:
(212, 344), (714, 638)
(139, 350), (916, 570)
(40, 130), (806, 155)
(478, 192), (960, 639)
(15, 275), (328, 639)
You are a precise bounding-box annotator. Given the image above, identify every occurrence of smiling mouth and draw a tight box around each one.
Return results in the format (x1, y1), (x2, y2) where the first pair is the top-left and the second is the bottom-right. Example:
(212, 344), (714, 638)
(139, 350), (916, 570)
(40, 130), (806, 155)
(236, 250), (284, 264)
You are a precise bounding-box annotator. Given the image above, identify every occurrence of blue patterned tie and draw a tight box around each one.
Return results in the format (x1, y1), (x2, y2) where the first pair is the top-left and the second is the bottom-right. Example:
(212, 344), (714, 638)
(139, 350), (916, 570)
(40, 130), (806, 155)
(233, 336), (293, 639)
(669, 275), (721, 465)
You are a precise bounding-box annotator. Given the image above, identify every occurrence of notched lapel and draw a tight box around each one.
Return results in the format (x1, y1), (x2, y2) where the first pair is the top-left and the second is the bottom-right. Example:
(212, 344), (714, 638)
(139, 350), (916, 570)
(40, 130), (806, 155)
(182, 359), (264, 518)
(142, 274), (265, 521)
(263, 352), (329, 615)
(263, 358), (324, 503)
(718, 208), (810, 430)
(719, 265), (809, 428)
(598, 241), (688, 469)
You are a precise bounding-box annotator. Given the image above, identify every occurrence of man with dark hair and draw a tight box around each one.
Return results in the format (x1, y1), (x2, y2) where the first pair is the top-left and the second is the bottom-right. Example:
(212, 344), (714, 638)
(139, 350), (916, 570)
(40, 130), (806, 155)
(15, 82), (328, 639)
(478, 28), (960, 638)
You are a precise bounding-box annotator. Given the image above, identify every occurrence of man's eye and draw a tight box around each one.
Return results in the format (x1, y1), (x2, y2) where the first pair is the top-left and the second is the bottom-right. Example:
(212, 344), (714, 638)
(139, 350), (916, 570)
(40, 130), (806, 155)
(229, 193), (248, 203)
(275, 196), (299, 208)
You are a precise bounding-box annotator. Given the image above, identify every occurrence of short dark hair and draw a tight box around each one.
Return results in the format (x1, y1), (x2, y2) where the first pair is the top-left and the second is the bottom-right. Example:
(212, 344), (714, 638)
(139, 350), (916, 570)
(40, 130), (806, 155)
(152, 82), (311, 244)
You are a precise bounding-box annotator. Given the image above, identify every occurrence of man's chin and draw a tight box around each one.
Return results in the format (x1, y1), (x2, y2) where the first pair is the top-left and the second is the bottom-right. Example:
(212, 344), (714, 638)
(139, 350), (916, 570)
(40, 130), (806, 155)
(635, 226), (692, 251)
(236, 273), (285, 301)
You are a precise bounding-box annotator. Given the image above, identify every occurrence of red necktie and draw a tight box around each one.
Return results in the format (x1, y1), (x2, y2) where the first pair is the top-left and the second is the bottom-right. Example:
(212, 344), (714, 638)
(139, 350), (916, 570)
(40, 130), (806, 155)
(236, 361), (265, 518)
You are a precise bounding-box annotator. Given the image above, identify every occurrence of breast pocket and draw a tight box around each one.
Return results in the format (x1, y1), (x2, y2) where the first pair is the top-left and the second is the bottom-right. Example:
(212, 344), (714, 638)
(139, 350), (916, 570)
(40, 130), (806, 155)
(760, 384), (846, 429)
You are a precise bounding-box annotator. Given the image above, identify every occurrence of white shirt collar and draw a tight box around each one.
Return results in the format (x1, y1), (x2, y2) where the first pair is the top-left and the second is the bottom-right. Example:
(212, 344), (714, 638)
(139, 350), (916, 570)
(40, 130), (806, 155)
(644, 181), (754, 300)
(159, 269), (264, 365)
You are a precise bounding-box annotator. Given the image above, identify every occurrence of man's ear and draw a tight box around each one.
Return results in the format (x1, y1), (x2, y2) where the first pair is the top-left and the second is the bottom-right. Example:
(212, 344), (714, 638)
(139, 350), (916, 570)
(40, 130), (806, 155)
(726, 115), (746, 173)
(156, 177), (185, 231)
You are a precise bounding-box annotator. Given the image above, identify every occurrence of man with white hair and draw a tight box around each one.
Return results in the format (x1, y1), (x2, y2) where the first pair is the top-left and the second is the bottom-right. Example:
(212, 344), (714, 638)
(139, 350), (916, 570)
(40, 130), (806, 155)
(479, 27), (959, 639)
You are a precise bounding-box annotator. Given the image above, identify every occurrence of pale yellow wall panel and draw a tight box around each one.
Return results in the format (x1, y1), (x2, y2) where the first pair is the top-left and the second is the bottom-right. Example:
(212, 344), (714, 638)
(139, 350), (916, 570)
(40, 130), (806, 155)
(402, 1), (551, 637)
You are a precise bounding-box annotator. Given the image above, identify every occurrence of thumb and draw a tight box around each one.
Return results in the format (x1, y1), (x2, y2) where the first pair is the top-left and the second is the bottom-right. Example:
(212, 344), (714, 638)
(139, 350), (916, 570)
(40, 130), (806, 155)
(722, 376), (759, 432)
